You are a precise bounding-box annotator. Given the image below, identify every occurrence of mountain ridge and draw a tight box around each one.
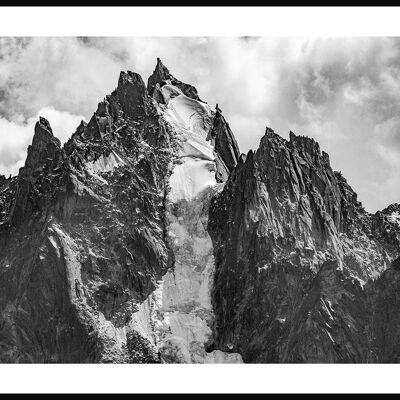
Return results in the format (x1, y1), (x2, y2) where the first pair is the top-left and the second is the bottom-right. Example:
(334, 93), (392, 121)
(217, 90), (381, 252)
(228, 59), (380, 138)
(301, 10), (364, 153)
(0, 59), (400, 363)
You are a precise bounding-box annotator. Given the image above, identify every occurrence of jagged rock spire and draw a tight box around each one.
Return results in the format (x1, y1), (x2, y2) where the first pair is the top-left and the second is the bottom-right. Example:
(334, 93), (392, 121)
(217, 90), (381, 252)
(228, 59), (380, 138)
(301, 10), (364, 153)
(211, 105), (240, 175)
(147, 57), (171, 97)
(116, 71), (149, 118)
(25, 117), (61, 171)
(147, 57), (201, 102)
(32, 117), (57, 148)
(10, 117), (63, 226)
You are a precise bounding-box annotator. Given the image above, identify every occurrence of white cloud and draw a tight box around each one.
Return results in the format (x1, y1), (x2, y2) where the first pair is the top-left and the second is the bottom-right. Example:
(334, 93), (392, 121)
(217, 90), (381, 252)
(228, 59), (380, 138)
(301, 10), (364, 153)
(1, 37), (400, 212)
(0, 37), (122, 120)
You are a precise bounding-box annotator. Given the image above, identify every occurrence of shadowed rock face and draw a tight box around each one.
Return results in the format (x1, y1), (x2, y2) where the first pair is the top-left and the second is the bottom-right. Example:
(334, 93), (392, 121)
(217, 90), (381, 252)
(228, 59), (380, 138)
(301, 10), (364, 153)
(0, 64), (177, 362)
(1, 59), (400, 363)
(0, 59), (240, 363)
(10, 117), (64, 227)
(147, 57), (201, 102)
(210, 106), (240, 182)
(116, 71), (150, 119)
(0, 175), (17, 227)
(207, 126), (400, 363)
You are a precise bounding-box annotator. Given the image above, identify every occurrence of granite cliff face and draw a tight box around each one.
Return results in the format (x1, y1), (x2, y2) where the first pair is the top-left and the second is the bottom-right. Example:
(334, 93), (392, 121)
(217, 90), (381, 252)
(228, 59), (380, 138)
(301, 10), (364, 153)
(0, 59), (400, 363)
(0, 59), (241, 363)
(208, 127), (400, 362)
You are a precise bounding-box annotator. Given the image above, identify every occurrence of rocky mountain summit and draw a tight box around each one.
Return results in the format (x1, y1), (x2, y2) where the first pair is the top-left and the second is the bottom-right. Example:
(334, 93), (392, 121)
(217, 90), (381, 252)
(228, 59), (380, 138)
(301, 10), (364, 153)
(209, 127), (400, 362)
(0, 59), (400, 363)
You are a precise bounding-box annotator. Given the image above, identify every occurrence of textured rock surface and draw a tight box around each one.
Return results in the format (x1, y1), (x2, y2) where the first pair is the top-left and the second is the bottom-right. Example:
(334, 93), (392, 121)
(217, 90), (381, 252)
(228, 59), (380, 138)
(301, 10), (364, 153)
(147, 58), (202, 102)
(208, 127), (400, 363)
(0, 67), (174, 362)
(0, 59), (240, 363)
(1, 58), (400, 363)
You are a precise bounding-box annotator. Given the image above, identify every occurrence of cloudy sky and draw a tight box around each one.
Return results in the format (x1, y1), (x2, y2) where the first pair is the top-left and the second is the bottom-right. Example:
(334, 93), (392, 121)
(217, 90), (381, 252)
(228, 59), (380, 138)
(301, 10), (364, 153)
(0, 36), (400, 212)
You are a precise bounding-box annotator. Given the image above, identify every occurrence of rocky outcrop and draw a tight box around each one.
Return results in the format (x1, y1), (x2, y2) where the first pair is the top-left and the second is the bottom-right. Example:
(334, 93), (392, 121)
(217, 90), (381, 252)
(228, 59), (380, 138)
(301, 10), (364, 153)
(367, 263), (400, 362)
(370, 203), (400, 253)
(211, 106), (240, 171)
(210, 105), (240, 182)
(10, 117), (64, 227)
(208, 126), (400, 362)
(0, 59), (242, 363)
(2, 58), (400, 364)
(147, 57), (201, 102)
(0, 62), (179, 362)
(115, 71), (150, 119)
(0, 175), (16, 228)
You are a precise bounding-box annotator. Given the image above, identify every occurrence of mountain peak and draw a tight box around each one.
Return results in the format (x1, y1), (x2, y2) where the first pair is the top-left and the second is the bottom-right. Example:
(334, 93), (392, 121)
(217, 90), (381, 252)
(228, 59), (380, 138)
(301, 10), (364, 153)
(4, 59), (400, 366)
(116, 70), (149, 118)
(147, 58), (201, 102)
(211, 105), (240, 177)
(147, 57), (172, 98)
(10, 117), (63, 227)
(29, 117), (61, 159)
(23, 117), (61, 172)
(37, 116), (53, 134)
(155, 57), (169, 74)
(118, 70), (144, 88)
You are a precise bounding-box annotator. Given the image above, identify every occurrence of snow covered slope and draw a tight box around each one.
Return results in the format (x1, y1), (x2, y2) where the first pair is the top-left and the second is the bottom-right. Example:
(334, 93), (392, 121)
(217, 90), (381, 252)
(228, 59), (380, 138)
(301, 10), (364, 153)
(159, 82), (216, 202)
(130, 77), (242, 363)
(87, 150), (125, 173)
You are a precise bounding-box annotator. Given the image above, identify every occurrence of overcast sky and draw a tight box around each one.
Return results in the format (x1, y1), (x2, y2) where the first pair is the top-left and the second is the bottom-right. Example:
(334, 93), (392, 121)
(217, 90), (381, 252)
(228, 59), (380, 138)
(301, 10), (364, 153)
(1, 36), (400, 212)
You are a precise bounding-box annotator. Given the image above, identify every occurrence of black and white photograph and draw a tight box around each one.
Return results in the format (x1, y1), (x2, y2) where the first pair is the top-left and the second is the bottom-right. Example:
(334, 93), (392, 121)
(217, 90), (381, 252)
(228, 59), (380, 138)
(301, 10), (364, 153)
(2, 5), (400, 395)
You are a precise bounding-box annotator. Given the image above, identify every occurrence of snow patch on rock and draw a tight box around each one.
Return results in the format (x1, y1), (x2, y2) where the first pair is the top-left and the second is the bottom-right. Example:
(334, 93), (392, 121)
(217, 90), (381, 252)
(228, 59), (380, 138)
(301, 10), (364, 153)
(159, 83), (217, 203)
(87, 150), (125, 174)
(161, 82), (213, 140)
(131, 188), (242, 363)
(50, 223), (130, 360)
(168, 158), (216, 203)
(388, 211), (400, 226)
(130, 83), (242, 362)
